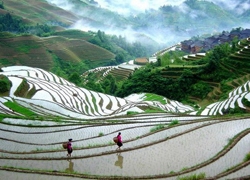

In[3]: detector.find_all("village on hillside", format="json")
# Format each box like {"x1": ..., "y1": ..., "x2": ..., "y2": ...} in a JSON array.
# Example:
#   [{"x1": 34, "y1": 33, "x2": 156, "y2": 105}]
[{"x1": 181, "y1": 28, "x2": 250, "y2": 54}]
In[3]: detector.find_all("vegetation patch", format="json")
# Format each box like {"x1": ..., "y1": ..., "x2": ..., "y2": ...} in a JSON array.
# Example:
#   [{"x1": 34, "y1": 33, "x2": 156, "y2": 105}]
[
  {"x1": 4, "y1": 101, "x2": 37, "y2": 117},
  {"x1": 150, "y1": 124, "x2": 165, "y2": 132},
  {"x1": 244, "y1": 152, "x2": 250, "y2": 162},
  {"x1": 177, "y1": 173, "x2": 206, "y2": 180},
  {"x1": 143, "y1": 93, "x2": 167, "y2": 104},
  {"x1": 0, "y1": 75, "x2": 11, "y2": 94},
  {"x1": 127, "y1": 111, "x2": 139, "y2": 115},
  {"x1": 168, "y1": 120, "x2": 179, "y2": 126}
]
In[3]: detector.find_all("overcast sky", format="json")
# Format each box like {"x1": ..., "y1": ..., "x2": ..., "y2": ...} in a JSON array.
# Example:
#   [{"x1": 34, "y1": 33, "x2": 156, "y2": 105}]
[
  {"x1": 47, "y1": 0, "x2": 250, "y2": 15},
  {"x1": 46, "y1": 0, "x2": 249, "y2": 44},
  {"x1": 93, "y1": 0, "x2": 250, "y2": 15}
]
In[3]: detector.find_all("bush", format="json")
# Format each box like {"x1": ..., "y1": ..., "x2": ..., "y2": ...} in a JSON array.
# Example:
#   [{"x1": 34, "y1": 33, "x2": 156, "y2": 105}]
[
  {"x1": 0, "y1": 80, "x2": 8, "y2": 93},
  {"x1": 169, "y1": 120, "x2": 179, "y2": 126},
  {"x1": 150, "y1": 124, "x2": 165, "y2": 132},
  {"x1": 98, "y1": 132, "x2": 104, "y2": 137},
  {"x1": 0, "y1": 75, "x2": 11, "y2": 93},
  {"x1": 244, "y1": 152, "x2": 250, "y2": 162},
  {"x1": 177, "y1": 173, "x2": 206, "y2": 180}
]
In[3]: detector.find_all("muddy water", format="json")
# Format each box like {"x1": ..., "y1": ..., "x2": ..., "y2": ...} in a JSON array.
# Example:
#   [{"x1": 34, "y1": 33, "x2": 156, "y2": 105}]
[{"x1": 1, "y1": 119, "x2": 250, "y2": 178}]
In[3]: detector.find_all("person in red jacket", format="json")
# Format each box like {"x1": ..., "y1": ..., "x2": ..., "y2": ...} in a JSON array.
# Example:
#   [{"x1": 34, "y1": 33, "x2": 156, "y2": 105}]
[
  {"x1": 116, "y1": 132, "x2": 123, "y2": 151},
  {"x1": 67, "y1": 138, "x2": 73, "y2": 157}
]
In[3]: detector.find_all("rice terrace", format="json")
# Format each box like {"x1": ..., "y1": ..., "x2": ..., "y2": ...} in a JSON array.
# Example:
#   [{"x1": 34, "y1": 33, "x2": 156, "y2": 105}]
[
  {"x1": 1, "y1": 0, "x2": 250, "y2": 179},
  {"x1": 0, "y1": 64, "x2": 250, "y2": 180}
]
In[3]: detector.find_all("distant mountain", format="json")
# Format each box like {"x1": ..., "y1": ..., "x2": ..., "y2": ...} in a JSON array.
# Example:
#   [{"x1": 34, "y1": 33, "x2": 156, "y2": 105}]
[
  {"x1": 44, "y1": 0, "x2": 249, "y2": 45},
  {"x1": 1, "y1": 0, "x2": 249, "y2": 46}
]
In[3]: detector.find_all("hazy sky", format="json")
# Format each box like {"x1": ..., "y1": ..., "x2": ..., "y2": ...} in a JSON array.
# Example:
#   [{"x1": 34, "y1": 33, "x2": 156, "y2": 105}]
[
  {"x1": 46, "y1": 0, "x2": 249, "y2": 44},
  {"x1": 93, "y1": 0, "x2": 250, "y2": 15},
  {"x1": 47, "y1": 0, "x2": 250, "y2": 16},
  {"x1": 94, "y1": 0, "x2": 184, "y2": 15}
]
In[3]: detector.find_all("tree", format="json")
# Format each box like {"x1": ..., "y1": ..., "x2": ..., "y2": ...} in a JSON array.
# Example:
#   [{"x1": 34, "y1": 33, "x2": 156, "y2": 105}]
[
  {"x1": 0, "y1": 80, "x2": 8, "y2": 93},
  {"x1": 0, "y1": 1, "x2": 4, "y2": 9},
  {"x1": 156, "y1": 56, "x2": 161, "y2": 66},
  {"x1": 68, "y1": 72, "x2": 82, "y2": 86},
  {"x1": 0, "y1": 75, "x2": 11, "y2": 93},
  {"x1": 101, "y1": 74, "x2": 117, "y2": 95},
  {"x1": 115, "y1": 53, "x2": 125, "y2": 64}
]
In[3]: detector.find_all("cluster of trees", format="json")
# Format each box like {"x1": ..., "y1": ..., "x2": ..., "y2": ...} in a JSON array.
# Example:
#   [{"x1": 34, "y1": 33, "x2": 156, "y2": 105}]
[
  {"x1": 0, "y1": 13, "x2": 53, "y2": 36},
  {"x1": 115, "y1": 65, "x2": 211, "y2": 102},
  {"x1": 0, "y1": 1, "x2": 4, "y2": 9},
  {"x1": 0, "y1": 75, "x2": 11, "y2": 94},
  {"x1": 84, "y1": 74, "x2": 117, "y2": 95},
  {"x1": 198, "y1": 43, "x2": 237, "y2": 81},
  {"x1": 89, "y1": 30, "x2": 157, "y2": 64}
]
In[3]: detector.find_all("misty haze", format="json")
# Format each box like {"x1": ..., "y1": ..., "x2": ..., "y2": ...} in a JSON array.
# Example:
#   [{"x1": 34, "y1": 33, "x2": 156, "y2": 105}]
[{"x1": 46, "y1": 0, "x2": 250, "y2": 47}]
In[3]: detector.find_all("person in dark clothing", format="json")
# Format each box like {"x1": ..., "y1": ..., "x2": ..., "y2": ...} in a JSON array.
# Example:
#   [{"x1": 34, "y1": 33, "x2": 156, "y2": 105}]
[
  {"x1": 67, "y1": 138, "x2": 73, "y2": 157},
  {"x1": 116, "y1": 132, "x2": 123, "y2": 151}
]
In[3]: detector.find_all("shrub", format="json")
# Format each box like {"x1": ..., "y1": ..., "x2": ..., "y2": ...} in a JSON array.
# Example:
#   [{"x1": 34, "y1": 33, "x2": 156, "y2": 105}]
[
  {"x1": 244, "y1": 152, "x2": 250, "y2": 162},
  {"x1": 150, "y1": 124, "x2": 165, "y2": 132},
  {"x1": 0, "y1": 75, "x2": 11, "y2": 93},
  {"x1": 127, "y1": 111, "x2": 139, "y2": 115},
  {"x1": 177, "y1": 173, "x2": 206, "y2": 180},
  {"x1": 98, "y1": 132, "x2": 104, "y2": 137},
  {"x1": 169, "y1": 120, "x2": 179, "y2": 126}
]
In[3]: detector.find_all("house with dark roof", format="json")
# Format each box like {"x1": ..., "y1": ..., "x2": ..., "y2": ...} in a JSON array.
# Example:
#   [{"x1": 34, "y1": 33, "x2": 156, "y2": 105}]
[
  {"x1": 180, "y1": 28, "x2": 250, "y2": 54},
  {"x1": 190, "y1": 41, "x2": 204, "y2": 54},
  {"x1": 240, "y1": 29, "x2": 250, "y2": 39},
  {"x1": 181, "y1": 40, "x2": 193, "y2": 52},
  {"x1": 229, "y1": 31, "x2": 241, "y2": 39},
  {"x1": 218, "y1": 34, "x2": 230, "y2": 43}
]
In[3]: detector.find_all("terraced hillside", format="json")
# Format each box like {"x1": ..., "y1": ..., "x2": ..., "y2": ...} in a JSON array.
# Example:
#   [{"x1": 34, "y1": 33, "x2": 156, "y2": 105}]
[
  {"x1": 204, "y1": 37, "x2": 250, "y2": 103},
  {"x1": 0, "y1": 66, "x2": 194, "y2": 119},
  {"x1": 3, "y1": 65, "x2": 249, "y2": 117},
  {"x1": 182, "y1": 53, "x2": 206, "y2": 61},
  {"x1": 1, "y1": 0, "x2": 79, "y2": 25},
  {"x1": 155, "y1": 37, "x2": 250, "y2": 107},
  {"x1": 82, "y1": 63, "x2": 141, "y2": 83},
  {"x1": 0, "y1": 66, "x2": 250, "y2": 179},
  {"x1": 0, "y1": 34, "x2": 115, "y2": 71},
  {"x1": 225, "y1": 38, "x2": 250, "y2": 75},
  {"x1": 1, "y1": 110, "x2": 250, "y2": 179}
]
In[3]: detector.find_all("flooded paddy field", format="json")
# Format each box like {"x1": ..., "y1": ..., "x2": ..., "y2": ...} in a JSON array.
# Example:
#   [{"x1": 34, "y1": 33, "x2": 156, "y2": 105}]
[{"x1": 1, "y1": 114, "x2": 250, "y2": 179}]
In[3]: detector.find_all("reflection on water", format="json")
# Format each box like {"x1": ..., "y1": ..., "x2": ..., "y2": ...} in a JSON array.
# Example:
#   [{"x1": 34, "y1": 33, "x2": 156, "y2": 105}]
[
  {"x1": 114, "y1": 153, "x2": 123, "y2": 169},
  {"x1": 65, "y1": 159, "x2": 74, "y2": 172}
]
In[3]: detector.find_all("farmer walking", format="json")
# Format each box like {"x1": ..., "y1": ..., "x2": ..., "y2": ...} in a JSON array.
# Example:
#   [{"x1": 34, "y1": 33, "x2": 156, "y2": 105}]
[
  {"x1": 116, "y1": 132, "x2": 123, "y2": 151},
  {"x1": 67, "y1": 138, "x2": 73, "y2": 157}
]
